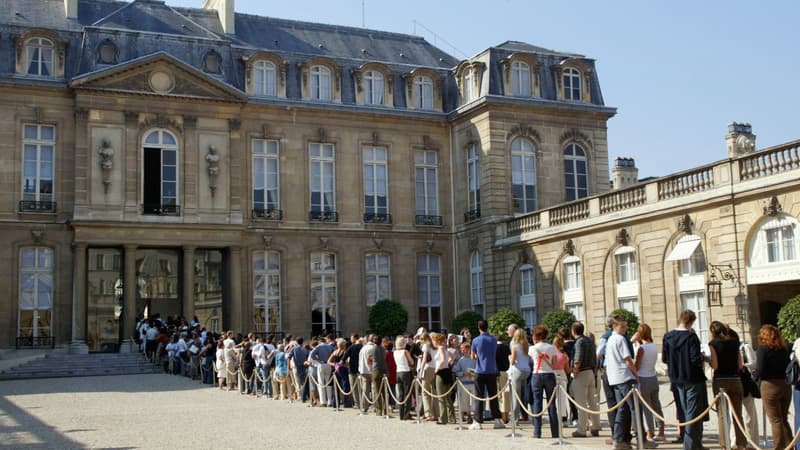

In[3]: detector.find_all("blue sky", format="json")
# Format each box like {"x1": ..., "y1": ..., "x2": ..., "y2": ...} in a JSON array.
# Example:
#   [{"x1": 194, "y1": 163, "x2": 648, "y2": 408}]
[{"x1": 168, "y1": 0, "x2": 799, "y2": 178}]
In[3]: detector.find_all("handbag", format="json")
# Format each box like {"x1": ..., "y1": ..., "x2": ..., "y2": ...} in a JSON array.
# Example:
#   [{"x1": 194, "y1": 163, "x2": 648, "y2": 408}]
[{"x1": 739, "y1": 367, "x2": 760, "y2": 399}]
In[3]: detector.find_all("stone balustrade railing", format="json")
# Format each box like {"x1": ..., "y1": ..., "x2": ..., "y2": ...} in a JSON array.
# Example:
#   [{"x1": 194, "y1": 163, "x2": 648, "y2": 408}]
[{"x1": 504, "y1": 140, "x2": 800, "y2": 238}]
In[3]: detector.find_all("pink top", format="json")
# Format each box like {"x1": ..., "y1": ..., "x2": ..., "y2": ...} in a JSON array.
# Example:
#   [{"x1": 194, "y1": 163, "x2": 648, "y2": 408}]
[{"x1": 552, "y1": 350, "x2": 570, "y2": 372}]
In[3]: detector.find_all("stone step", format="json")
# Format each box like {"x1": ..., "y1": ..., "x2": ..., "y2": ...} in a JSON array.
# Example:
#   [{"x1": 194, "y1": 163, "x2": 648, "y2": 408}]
[{"x1": 0, "y1": 352, "x2": 162, "y2": 380}]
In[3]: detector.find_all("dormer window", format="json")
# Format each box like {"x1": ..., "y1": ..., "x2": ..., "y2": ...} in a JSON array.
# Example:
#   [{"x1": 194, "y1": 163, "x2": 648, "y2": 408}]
[
  {"x1": 203, "y1": 50, "x2": 222, "y2": 74},
  {"x1": 27, "y1": 38, "x2": 53, "y2": 76},
  {"x1": 463, "y1": 69, "x2": 474, "y2": 102},
  {"x1": 511, "y1": 61, "x2": 531, "y2": 96},
  {"x1": 363, "y1": 70, "x2": 384, "y2": 105},
  {"x1": 310, "y1": 65, "x2": 331, "y2": 101},
  {"x1": 97, "y1": 40, "x2": 118, "y2": 65},
  {"x1": 414, "y1": 75, "x2": 433, "y2": 109},
  {"x1": 563, "y1": 67, "x2": 581, "y2": 101},
  {"x1": 456, "y1": 60, "x2": 485, "y2": 106},
  {"x1": 254, "y1": 60, "x2": 276, "y2": 96}
]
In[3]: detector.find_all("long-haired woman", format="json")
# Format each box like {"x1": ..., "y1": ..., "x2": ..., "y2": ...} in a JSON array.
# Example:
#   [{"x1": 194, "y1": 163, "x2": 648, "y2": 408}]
[
  {"x1": 633, "y1": 323, "x2": 665, "y2": 442},
  {"x1": 508, "y1": 328, "x2": 531, "y2": 424},
  {"x1": 756, "y1": 324, "x2": 792, "y2": 450}
]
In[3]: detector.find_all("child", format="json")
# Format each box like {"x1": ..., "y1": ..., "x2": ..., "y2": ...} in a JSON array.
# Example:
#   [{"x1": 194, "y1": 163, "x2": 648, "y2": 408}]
[
  {"x1": 273, "y1": 345, "x2": 289, "y2": 400},
  {"x1": 452, "y1": 342, "x2": 477, "y2": 423}
]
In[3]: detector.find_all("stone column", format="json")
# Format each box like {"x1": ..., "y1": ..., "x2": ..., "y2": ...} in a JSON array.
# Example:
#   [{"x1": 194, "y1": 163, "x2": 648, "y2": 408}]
[
  {"x1": 183, "y1": 246, "x2": 196, "y2": 321},
  {"x1": 120, "y1": 244, "x2": 138, "y2": 353},
  {"x1": 229, "y1": 246, "x2": 243, "y2": 332},
  {"x1": 228, "y1": 119, "x2": 244, "y2": 223},
  {"x1": 70, "y1": 243, "x2": 89, "y2": 354},
  {"x1": 182, "y1": 116, "x2": 198, "y2": 218},
  {"x1": 123, "y1": 111, "x2": 140, "y2": 217}
]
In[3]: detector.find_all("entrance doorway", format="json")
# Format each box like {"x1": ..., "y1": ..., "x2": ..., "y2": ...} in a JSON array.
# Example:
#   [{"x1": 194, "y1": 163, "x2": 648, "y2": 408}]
[
  {"x1": 87, "y1": 248, "x2": 123, "y2": 352},
  {"x1": 136, "y1": 249, "x2": 181, "y2": 323}
]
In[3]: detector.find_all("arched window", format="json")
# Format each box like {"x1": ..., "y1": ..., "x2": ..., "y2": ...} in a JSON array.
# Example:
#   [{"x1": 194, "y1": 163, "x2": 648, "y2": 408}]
[
  {"x1": 365, "y1": 253, "x2": 391, "y2": 306},
  {"x1": 310, "y1": 65, "x2": 332, "y2": 101},
  {"x1": 253, "y1": 60, "x2": 276, "y2": 96},
  {"x1": 19, "y1": 247, "x2": 54, "y2": 338},
  {"x1": 26, "y1": 38, "x2": 54, "y2": 76},
  {"x1": 511, "y1": 138, "x2": 536, "y2": 213},
  {"x1": 363, "y1": 70, "x2": 384, "y2": 105},
  {"x1": 142, "y1": 129, "x2": 179, "y2": 215},
  {"x1": 614, "y1": 246, "x2": 639, "y2": 317},
  {"x1": 470, "y1": 251, "x2": 484, "y2": 315},
  {"x1": 563, "y1": 67, "x2": 582, "y2": 101},
  {"x1": 253, "y1": 250, "x2": 281, "y2": 333},
  {"x1": 747, "y1": 215, "x2": 800, "y2": 285},
  {"x1": 310, "y1": 252, "x2": 337, "y2": 335},
  {"x1": 463, "y1": 69, "x2": 474, "y2": 103},
  {"x1": 519, "y1": 263, "x2": 536, "y2": 326},
  {"x1": 564, "y1": 143, "x2": 588, "y2": 201},
  {"x1": 413, "y1": 75, "x2": 433, "y2": 110},
  {"x1": 418, "y1": 254, "x2": 441, "y2": 331},
  {"x1": 511, "y1": 61, "x2": 531, "y2": 96}
]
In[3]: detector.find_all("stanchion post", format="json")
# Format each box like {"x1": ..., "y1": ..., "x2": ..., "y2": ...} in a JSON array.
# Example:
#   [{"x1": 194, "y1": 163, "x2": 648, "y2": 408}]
[
  {"x1": 632, "y1": 387, "x2": 644, "y2": 450},
  {"x1": 455, "y1": 381, "x2": 465, "y2": 430},
  {"x1": 761, "y1": 399, "x2": 767, "y2": 448},
  {"x1": 333, "y1": 375, "x2": 340, "y2": 412},
  {"x1": 415, "y1": 379, "x2": 422, "y2": 424},
  {"x1": 505, "y1": 382, "x2": 523, "y2": 438},
  {"x1": 719, "y1": 388, "x2": 731, "y2": 450},
  {"x1": 556, "y1": 386, "x2": 570, "y2": 446},
  {"x1": 383, "y1": 376, "x2": 390, "y2": 419}
]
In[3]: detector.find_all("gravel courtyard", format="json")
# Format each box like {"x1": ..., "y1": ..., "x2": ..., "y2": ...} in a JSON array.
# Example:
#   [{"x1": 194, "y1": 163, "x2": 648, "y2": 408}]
[{"x1": 0, "y1": 374, "x2": 739, "y2": 450}]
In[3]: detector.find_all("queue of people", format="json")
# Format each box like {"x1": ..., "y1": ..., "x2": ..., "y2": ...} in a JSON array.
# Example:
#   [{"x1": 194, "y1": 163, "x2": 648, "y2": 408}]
[{"x1": 137, "y1": 312, "x2": 800, "y2": 450}]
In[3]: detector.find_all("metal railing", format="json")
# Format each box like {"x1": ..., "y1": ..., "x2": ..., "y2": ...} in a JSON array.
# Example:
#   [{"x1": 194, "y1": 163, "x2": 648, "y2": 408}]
[
  {"x1": 464, "y1": 208, "x2": 481, "y2": 223},
  {"x1": 16, "y1": 336, "x2": 55, "y2": 349},
  {"x1": 309, "y1": 211, "x2": 339, "y2": 222},
  {"x1": 363, "y1": 212, "x2": 392, "y2": 224},
  {"x1": 19, "y1": 200, "x2": 56, "y2": 213},
  {"x1": 415, "y1": 214, "x2": 443, "y2": 226},
  {"x1": 141, "y1": 204, "x2": 181, "y2": 215},
  {"x1": 253, "y1": 208, "x2": 283, "y2": 221}
]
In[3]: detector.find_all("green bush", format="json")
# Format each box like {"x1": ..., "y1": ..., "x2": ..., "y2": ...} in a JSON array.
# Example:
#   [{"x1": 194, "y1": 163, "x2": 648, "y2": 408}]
[
  {"x1": 611, "y1": 308, "x2": 639, "y2": 338},
  {"x1": 368, "y1": 300, "x2": 408, "y2": 337},
  {"x1": 778, "y1": 294, "x2": 800, "y2": 342},
  {"x1": 541, "y1": 310, "x2": 577, "y2": 342},
  {"x1": 488, "y1": 308, "x2": 525, "y2": 340},
  {"x1": 452, "y1": 311, "x2": 483, "y2": 337}
]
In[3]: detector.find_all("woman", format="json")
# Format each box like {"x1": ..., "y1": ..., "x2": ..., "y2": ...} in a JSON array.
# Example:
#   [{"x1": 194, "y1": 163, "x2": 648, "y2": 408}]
[
  {"x1": 199, "y1": 334, "x2": 216, "y2": 385},
  {"x1": 460, "y1": 327, "x2": 472, "y2": 344},
  {"x1": 528, "y1": 325, "x2": 558, "y2": 438},
  {"x1": 756, "y1": 324, "x2": 792, "y2": 450},
  {"x1": 215, "y1": 340, "x2": 226, "y2": 389},
  {"x1": 508, "y1": 328, "x2": 531, "y2": 424},
  {"x1": 417, "y1": 332, "x2": 438, "y2": 421},
  {"x1": 552, "y1": 335, "x2": 571, "y2": 426},
  {"x1": 394, "y1": 336, "x2": 415, "y2": 420},
  {"x1": 432, "y1": 333, "x2": 455, "y2": 424},
  {"x1": 328, "y1": 338, "x2": 350, "y2": 408},
  {"x1": 707, "y1": 321, "x2": 746, "y2": 449},
  {"x1": 634, "y1": 323, "x2": 665, "y2": 443}
]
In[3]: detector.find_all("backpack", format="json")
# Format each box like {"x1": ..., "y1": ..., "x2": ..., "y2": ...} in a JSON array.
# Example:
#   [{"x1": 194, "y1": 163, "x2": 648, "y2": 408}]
[{"x1": 785, "y1": 353, "x2": 800, "y2": 388}]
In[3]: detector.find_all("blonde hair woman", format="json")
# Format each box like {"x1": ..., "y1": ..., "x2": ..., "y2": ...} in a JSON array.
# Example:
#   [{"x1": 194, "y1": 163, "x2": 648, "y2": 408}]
[
  {"x1": 508, "y1": 328, "x2": 531, "y2": 423},
  {"x1": 394, "y1": 336, "x2": 415, "y2": 420}
]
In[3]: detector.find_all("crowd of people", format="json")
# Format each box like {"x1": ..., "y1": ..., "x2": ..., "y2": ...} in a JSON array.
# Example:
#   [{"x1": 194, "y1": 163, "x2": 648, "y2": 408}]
[{"x1": 134, "y1": 311, "x2": 800, "y2": 450}]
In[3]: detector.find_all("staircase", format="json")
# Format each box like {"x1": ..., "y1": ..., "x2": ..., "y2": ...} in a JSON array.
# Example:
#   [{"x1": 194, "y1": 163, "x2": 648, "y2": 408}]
[{"x1": 0, "y1": 353, "x2": 162, "y2": 380}]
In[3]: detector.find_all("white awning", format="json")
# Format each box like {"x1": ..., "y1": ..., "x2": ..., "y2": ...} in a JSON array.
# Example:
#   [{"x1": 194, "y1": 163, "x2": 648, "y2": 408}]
[
  {"x1": 762, "y1": 217, "x2": 794, "y2": 230},
  {"x1": 666, "y1": 235, "x2": 702, "y2": 261}
]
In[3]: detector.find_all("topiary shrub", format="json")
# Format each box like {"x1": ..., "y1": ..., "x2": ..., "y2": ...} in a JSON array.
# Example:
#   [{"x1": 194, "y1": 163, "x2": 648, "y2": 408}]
[
  {"x1": 611, "y1": 308, "x2": 639, "y2": 338},
  {"x1": 541, "y1": 309, "x2": 577, "y2": 342},
  {"x1": 778, "y1": 294, "x2": 800, "y2": 342},
  {"x1": 488, "y1": 308, "x2": 525, "y2": 340},
  {"x1": 368, "y1": 300, "x2": 408, "y2": 337},
  {"x1": 452, "y1": 311, "x2": 483, "y2": 338}
]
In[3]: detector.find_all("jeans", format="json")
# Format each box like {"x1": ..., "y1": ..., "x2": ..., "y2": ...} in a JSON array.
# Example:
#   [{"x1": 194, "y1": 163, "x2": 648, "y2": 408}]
[
  {"x1": 531, "y1": 372, "x2": 558, "y2": 438},
  {"x1": 396, "y1": 371, "x2": 413, "y2": 419},
  {"x1": 335, "y1": 368, "x2": 351, "y2": 407},
  {"x1": 348, "y1": 372, "x2": 361, "y2": 410},
  {"x1": 601, "y1": 371, "x2": 617, "y2": 431},
  {"x1": 611, "y1": 380, "x2": 635, "y2": 444},
  {"x1": 508, "y1": 366, "x2": 531, "y2": 420},
  {"x1": 674, "y1": 381, "x2": 706, "y2": 450},
  {"x1": 794, "y1": 387, "x2": 800, "y2": 450},
  {"x1": 638, "y1": 376, "x2": 663, "y2": 434},
  {"x1": 475, "y1": 373, "x2": 500, "y2": 423},
  {"x1": 259, "y1": 364, "x2": 273, "y2": 396}
]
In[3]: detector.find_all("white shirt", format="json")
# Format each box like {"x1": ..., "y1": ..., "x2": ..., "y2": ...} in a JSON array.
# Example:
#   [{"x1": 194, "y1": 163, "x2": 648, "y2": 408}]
[
  {"x1": 606, "y1": 331, "x2": 634, "y2": 385},
  {"x1": 529, "y1": 342, "x2": 556, "y2": 374},
  {"x1": 359, "y1": 342, "x2": 375, "y2": 375},
  {"x1": 637, "y1": 342, "x2": 658, "y2": 378},
  {"x1": 394, "y1": 349, "x2": 411, "y2": 373}
]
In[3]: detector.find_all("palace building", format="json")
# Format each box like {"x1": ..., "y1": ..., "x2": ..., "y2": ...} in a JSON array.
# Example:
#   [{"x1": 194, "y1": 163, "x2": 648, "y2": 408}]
[{"x1": 1, "y1": 0, "x2": 795, "y2": 353}]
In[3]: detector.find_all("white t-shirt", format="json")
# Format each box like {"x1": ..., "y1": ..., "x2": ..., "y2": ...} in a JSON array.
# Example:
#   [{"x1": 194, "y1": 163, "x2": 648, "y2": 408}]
[
  {"x1": 606, "y1": 332, "x2": 634, "y2": 385},
  {"x1": 528, "y1": 342, "x2": 556, "y2": 374},
  {"x1": 394, "y1": 349, "x2": 411, "y2": 373},
  {"x1": 637, "y1": 342, "x2": 658, "y2": 378}
]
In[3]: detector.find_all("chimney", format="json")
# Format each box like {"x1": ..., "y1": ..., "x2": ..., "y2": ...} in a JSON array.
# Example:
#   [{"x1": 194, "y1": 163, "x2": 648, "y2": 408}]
[
  {"x1": 203, "y1": 0, "x2": 235, "y2": 35},
  {"x1": 64, "y1": 0, "x2": 78, "y2": 19},
  {"x1": 726, "y1": 122, "x2": 756, "y2": 158},
  {"x1": 611, "y1": 157, "x2": 638, "y2": 190}
]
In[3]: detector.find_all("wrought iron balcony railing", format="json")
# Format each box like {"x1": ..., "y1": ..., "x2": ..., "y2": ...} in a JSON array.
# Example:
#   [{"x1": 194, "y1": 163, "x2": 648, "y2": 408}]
[
  {"x1": 363, "y1": 212, "x2": 392, "y2": 224},
  {"x1": 464, "y1": 208, "x2": 481, "y2": 223},
  {"x1": 309, "y1": 211, "x2": 339, "y2": 222},
  {"x1": 415, "y1": 214, "x2": 443, "y2": 226},
  {"x1": 19, "y1": 200, "x2": 56, "y2": 213},
  {"x1": 141, "y1": 204, "x2": 181, "y2": 216},
  {"x1": 253, "y1": 208, "x2": 283, "y2": 221}
]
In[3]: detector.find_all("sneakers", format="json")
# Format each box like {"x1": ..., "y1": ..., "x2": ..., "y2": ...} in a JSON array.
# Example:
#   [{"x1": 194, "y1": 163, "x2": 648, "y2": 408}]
[
  {"x1": 591, "y1": 430, "x2": 600, "y2": 437},
  {"x1": 571, "y1": 431, "x2": 587, "y2": 438},
  {"x1": 493, "y1": 419, "x2": 506, "y2": 429},
  {"x1": 612, "y1": 442, "x2": 633, "y2": 450},
  {"x1": 469, "y1": 421, "x2": 482, "y2": 430},
  {"x1": 641, "y1": 440, "x2": 658, "y2": 449},
  {"x1": 653, "y1": 435, "x2": 666, "y2": 442}
]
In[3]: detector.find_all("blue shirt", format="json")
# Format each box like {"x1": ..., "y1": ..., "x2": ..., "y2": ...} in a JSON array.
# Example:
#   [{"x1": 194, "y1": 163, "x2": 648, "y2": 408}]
[{"x1": 472, "y1": 333, "x2": 497, "y2": 374}]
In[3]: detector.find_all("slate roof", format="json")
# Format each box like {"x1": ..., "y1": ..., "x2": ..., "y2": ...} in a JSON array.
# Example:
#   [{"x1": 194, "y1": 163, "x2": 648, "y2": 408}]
[{"x1": 92, "y1": 0, "x2": 219, "y2": 39}]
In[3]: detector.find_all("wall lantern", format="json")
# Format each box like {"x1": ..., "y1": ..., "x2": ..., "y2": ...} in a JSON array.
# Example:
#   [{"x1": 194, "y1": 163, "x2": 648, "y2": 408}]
[{"x1": 706, "y1": 263, "x2": 737, "y2": 307}]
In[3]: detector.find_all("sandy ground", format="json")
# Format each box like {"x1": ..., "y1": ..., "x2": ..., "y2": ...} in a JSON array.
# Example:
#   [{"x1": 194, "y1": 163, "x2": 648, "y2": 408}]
[{"x1": 0, "y1": 373, "x2": 767, "y2": 450}]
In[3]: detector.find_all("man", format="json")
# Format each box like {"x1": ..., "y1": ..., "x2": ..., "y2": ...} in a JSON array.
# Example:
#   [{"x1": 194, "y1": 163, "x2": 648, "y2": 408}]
[
  {"x1": 570, "y1": 321, "x2": 600, "y2": 438},
  {"x1": 358, "y1": 334, "x2": 375, "y2": 414},
  {"x1": 470, "y1": 320, "x2": 505, "y2": 430},
  {"x1": 371, "y1": 335, "x2": 389, "y2": 416},
  {"x1": 663, "y1": 310, "x2": 706, "y2": 450},
  {"x1": 251, "y1": 337, "x2": 267, "y2": 396},
  {"x1": 597, "y1": 314, "x2": 632, "y2": 435},
  {"x1": 309, "y1": 335, "x2": 335, "y2": 406},
  {"x1": 290, "y1": 338, "x2": 310, "y2": 402},
  {"x1": 605, "y1": 316, "x2": 643, "y2": 450},
  {"x1": 343, "y1": 334, "x2": 363, "y2": 410}
]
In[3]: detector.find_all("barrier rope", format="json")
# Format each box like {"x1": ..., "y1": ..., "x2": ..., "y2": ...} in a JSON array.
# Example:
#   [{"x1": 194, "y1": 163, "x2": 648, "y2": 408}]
[
  {"x1": 384, "y1": 377, "x2": 418, "y2": 406},
  {"x1": 359, "y1": 376, "x2": 384, "y2": 405},
  {"x1": 332, "y1": 373, "x2": 354, "y2": 396},
  {"x1": 560, "y1": 385, "x2": 634, "y2": 415},
  {"x1": 456, "y1": 379, "x2": 511, "y2": 402},
  {"x1": 722, "y1": 391, "x2": 800, "y2": 450},
  {"x1": 418, "y1": 377, "x2": 459, "y2": 399},
  {"x1": 506, "y1": 382, "x2": 559, "y2": 418},
  {"x1": 634, "y1": 389, "x2": 719, "y2": 427},
  {"x1": 307, "y1": 371, "x2": 337, "y2": 389}
]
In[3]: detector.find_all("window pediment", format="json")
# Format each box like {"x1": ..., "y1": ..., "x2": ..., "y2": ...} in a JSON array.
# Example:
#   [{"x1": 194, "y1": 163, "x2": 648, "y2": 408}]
[{"x1": 499, "y1": 53, "x2": 541, "y2": 97}]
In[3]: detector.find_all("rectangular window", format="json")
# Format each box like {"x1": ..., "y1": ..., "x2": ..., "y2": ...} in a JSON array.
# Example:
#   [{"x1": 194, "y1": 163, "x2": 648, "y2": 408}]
[
  {"x1": 463, "y1": 70, "x2": 474, "y2": 102},
  {"x1": 252, "y1": 139, "x2": 281, "y2": 218},
  {"x1": 566, "y1": 303, "x2": 584, "y2": 322},
  {"x1": 511, "y1": 61, "x2": 531, "y2": 96},
  {"x1": 564, "y1": 261, "x2": 582, "y2": 290},
  {"x1": 19, "y1": 247, "x2": 54, "y2": 338},
  {"x1": 467, "y1": 144, "x2": 480, "y2": 217},
  {"x1": 253, "y1": 251, "x2": 281, "y2": 333},
  {"x1": 520, "y1": 265, "x2": 536, "y2": 325},
  {"x1": 767, "y1": 226, "x2": 796, "y2": 263},
  {"x1": 363, "y1": 146, "x2": 389, "y2": 222},
  {"x1": 22, "y1": 124, "x2": 55, "y2": 210},
  {"x1": 414, "y1": 76, "x2": 433, "y2": 110},
  {"x1": 365, "y1": 253, "x2": 391, "y2": 306},
  {"x1": 618, "y1": 297, "x2": 640, "y2": 319},
  {"x1": 418, "y1": 254, "x2": 441, "y2": 331},
  {"x1": 616, "y1": 252, "x2": 637, "y2": 282},
  {"x1": 415, "y1": 150, "x2": 439, "y2": 220},
  {"x1": 310, "y1": 143, "x2": 336, "y2": 216},
  {"x1": 680, "y1": 245, "x2": 706, "y2": 276},
  {"x1": 681, "y1": 291, "x2": 709, "y2": 350},
  {"x1": 311, "y1": 252, "x2": 337, "y2": 335}
]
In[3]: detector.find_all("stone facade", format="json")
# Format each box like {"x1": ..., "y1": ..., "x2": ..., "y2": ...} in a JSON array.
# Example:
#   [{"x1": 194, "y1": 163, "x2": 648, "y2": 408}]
[{"x1": 0, "y1": 0, "x2": 615, "y2": 350}]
